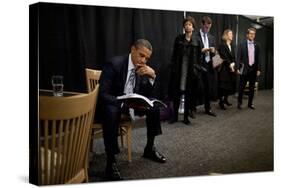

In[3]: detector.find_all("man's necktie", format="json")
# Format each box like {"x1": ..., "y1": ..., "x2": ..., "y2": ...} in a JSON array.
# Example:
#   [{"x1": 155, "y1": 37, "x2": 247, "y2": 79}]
[
  {"x1": 204, "y1": 33, "x2": 210, "y2": 63},
  {"x1": 125, "y1": 69, "x2": 135, "y2": 94},
  {"x1": 124, "y1": 68, "x2": 136, "y2": 120},
  {"x1": 248, "y1": 42, "x2": 255, "y2": 66}
]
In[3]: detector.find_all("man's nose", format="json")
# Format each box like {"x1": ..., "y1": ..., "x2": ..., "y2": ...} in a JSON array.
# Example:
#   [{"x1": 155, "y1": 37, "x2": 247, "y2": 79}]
[{"x1": 141, "y1": 57, "x2": 146, "y2": 64}]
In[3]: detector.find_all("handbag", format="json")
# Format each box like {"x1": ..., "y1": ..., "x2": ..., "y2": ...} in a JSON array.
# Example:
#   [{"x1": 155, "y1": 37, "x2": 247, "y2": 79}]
[{"x1": 212, "y1": 53, "x2": 224, "y2": 69}]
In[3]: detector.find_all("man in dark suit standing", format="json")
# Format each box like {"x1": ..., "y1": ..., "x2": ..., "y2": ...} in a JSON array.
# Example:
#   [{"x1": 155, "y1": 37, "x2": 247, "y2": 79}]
[
  {"x1": 237, "y1": 27, "x2": 261, "y2": 110},
  {"x1": 99, "y1": 39, "x2": 166, "y2": 180},
  {"x1": 196, "y1": 16, "x2": 217, "y2": 116}
]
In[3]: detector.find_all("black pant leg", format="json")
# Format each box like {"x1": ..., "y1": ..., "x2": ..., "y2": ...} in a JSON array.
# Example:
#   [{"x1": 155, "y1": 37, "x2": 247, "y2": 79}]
[
  {"x1": 238, "y1": 75, "x2": 248, "y2": 105},
  {"x1": 102, "y1": 105, "x2": 121, "y2": 156},
  {"x1": 172, "y1": 92, "x2": 181, "y2": 121},
  {"x1": 202, "y1": 72, "x2": 211, "y2": 111},
  {"x1": 189, "y1": 79, "x2": 198, "y2": 111},
  {"x1": 183, "y1": 91, "x2": 189, "y2": 120},
  {"x1": 248, "y1": 72, "x2": 257, "y2": 106},
  {"x1": 145, "y1": 106, "x2": 162, "y2": 137}
]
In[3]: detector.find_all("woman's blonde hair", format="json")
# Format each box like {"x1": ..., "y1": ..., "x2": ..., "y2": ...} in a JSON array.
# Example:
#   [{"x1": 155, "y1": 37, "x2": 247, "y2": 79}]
[{"x1": 222, "y1": 29, "x2": 233, "y2": 42}]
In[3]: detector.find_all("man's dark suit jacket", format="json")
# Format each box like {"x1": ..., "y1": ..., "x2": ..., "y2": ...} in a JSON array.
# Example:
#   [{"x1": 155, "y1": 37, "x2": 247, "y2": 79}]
[
  {"x1": 195, "y1": 31, "x2": 217, "y2": 101},
  {"x1": 237, "y1": 40, "x2": 261, "y2": 75},
  {"x1": 196, "y1": 31, "x2": 216, "y2": 64},
  {"x1": 99, "y1": 55, "x2": 154, "y2": 108},
  {"x1": 98, "y1": 55, "x2": 160, "y2": 156}
]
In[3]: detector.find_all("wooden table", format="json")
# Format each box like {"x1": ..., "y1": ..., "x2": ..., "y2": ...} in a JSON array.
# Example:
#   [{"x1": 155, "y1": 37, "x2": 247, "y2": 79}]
[{"x1": 39, "y1": 89, "x2": 85, "y2": 97}]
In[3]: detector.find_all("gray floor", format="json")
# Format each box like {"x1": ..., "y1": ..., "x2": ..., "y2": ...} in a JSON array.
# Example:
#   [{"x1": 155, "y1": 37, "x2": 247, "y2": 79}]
[{"x1": 88, "y1": 90, "x2": 273, "y2": 182}]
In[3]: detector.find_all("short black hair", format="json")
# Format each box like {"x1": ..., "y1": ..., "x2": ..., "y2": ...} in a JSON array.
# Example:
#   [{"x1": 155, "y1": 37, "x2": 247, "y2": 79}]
[
  {"x1": 247, "y1": 27, "x2": 256, "y2": 34},
  {"x1": 133, "y1": 39, "x2": 153, "y2": 51},
  {"x1": 183, "y1": 16, "x2": 196, "y2": 28},
  {"x1": 201, "y1": 16, "x2": 212, "y2": 25}
]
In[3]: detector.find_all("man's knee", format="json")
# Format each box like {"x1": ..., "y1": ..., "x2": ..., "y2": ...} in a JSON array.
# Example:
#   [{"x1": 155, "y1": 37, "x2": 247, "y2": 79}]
[
  {"x1": 104, "y1": 105, "x2": 121, "y2": 118},
  {"x1": 102, "y1": 105, "x2": 121, "y2": 131}
]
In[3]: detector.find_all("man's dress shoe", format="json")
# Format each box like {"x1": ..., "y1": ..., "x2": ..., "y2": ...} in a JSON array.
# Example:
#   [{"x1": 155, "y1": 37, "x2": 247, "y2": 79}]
[
  {"x1": 105, "y1": 163, "x2": 123, "y2": 181},
  {"x1": 143, "y1": 147, "x2": 167, "y2": 163},
  {"x1": 248, "y1": 104, "x2": 255, "y2": 110},
  {"x1": 205, "y1": 110, "x2": 217, "y2": 117}
]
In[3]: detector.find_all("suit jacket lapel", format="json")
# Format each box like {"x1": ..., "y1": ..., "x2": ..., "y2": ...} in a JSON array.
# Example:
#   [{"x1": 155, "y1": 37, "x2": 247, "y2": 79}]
[
  {"x1": 120, "y1": 56, "x2": 129, "y2": 94},
  {"x1": 197, "y1": 32, "x2": 204, "y2": 47},
  {"x1": 224, "y1": 43, "x2": 232, "y2": 57},
  {"x1": 244, "y1": 40, "x2": 249, "y2": 65},
  {"x1": 121, "y1": 56, "x2": 129, "y2": 92}
]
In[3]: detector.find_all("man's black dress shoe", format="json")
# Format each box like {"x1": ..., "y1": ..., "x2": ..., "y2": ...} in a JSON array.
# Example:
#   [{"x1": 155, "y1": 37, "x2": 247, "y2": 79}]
[
  {"x1": 143, "y1": 147, "x2": 167, "y2": 163},
  {"x1": 182, "y1": 119, "x2": 191, "y2": 125},
  {"x1": 105, "y1": 163, "x2": 123, "y2": 181},
  {"x1": 205, "y1": 110, "x2": 217, "y2": 117},
  {"x1": 248, "y1": 105, "x2": 255, "y2": 110}
]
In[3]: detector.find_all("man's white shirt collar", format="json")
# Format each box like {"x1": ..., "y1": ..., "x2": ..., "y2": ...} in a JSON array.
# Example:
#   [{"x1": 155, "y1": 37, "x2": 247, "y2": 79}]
[{"x1": 128, "y1": 54, "x2": 136, "y2": 71}]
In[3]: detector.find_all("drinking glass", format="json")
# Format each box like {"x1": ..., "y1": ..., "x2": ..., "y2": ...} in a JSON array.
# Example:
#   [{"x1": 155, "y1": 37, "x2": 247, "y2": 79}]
[{"x1": 51, "y1": 75, "x2": 64, "y2": 96}]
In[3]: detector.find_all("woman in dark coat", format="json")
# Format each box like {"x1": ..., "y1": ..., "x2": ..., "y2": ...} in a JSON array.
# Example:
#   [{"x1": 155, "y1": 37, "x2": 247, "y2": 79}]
[
  {"x1": 217, "y1": 29, "x2": 237, "y2": 110},
  {"x1": 168, "y1": 16, "x2": 204, "y2": 125}
]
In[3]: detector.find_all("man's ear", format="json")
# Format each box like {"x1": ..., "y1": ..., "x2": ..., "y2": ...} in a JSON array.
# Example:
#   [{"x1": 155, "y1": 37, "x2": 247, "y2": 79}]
[{"x1": 131, "y1": 46, "x2": 136, "y2": 52}]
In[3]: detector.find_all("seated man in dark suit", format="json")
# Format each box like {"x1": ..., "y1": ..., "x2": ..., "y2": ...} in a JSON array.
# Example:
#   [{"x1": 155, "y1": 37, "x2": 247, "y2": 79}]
[{"x1": 99, "y1": 39, "x2": 167, "y2": 180}]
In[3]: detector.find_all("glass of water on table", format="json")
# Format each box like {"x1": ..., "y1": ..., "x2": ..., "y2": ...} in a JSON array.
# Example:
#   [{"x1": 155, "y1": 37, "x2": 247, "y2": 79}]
[{"x1": 51, "y1": 75, "x2": 64, "y2": 96}]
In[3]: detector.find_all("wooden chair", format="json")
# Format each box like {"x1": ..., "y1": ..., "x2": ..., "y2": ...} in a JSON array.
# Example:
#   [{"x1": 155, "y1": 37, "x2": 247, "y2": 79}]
[
  {"x1": 39, "y1": 86, "x2": 99, "y2": 185},
  {"x1": 85, "y1": 68, "x2": 132, "y2": 162}
]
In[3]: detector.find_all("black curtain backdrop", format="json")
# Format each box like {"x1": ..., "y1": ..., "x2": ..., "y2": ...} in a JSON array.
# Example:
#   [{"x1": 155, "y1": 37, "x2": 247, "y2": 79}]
[
  {"x1": 185, "y1": 12, "x2": 238, "y2": 48},
  {"x1": 38, "y1": 3, "x2": 183, "y2": 98},
  {"x1": 37, "y1": 3, "x2": 273, "y2": 97}
]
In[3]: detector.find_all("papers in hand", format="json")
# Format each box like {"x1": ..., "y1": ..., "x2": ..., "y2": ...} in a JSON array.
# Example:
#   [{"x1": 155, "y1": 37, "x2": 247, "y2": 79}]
[
  {"x1": 212, "y1": 54, "x2": 224, "y2": 68},
  {"x1": 117, "y1": 93, "x2": 167, "y2": 109},
  {"x1": 229, "y1": 62, "x2": 235, "y2": 72},
  {"x1": 239, "y1": 63, "x2": 244, "y2": 75}
]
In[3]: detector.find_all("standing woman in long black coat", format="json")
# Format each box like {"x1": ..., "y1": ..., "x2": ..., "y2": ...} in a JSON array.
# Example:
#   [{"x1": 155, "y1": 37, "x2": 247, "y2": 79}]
[
  {"x1": 168, "y1": 16, "x2": 204, "y2": 125},
  {"x1": 217, "y1": 29, "x2": 237, "y2": 110}
]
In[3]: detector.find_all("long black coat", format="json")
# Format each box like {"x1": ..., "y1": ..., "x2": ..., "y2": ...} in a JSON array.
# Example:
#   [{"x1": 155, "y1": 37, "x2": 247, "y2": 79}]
[
  {"x1": 218, "y1": 42, "x2": 237, "y2": 94},
  {"x1": 168, "y1": 34, "x2": 204, "y2": 104}
]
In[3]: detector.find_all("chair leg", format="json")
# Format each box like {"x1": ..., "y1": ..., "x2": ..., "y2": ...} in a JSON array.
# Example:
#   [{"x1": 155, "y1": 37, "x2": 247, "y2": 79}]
[
  {"x1": 127, "y1": 126, "x2": 132, "y2": 162},
  {"x1": 119, "y1": 127, "x2": 124, "y2": 148},
  {"x1": 90, "y1": 130, "x2": 95, "y2": 152},
  {"x1": 84, "y1": 167, "x2": 89, "y2": 183}
]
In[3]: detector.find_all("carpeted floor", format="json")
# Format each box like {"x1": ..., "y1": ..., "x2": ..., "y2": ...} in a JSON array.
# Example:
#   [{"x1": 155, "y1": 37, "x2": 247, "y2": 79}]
[{"x1": 88, "y1": 90, "x2": 273, "y2": 182}]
